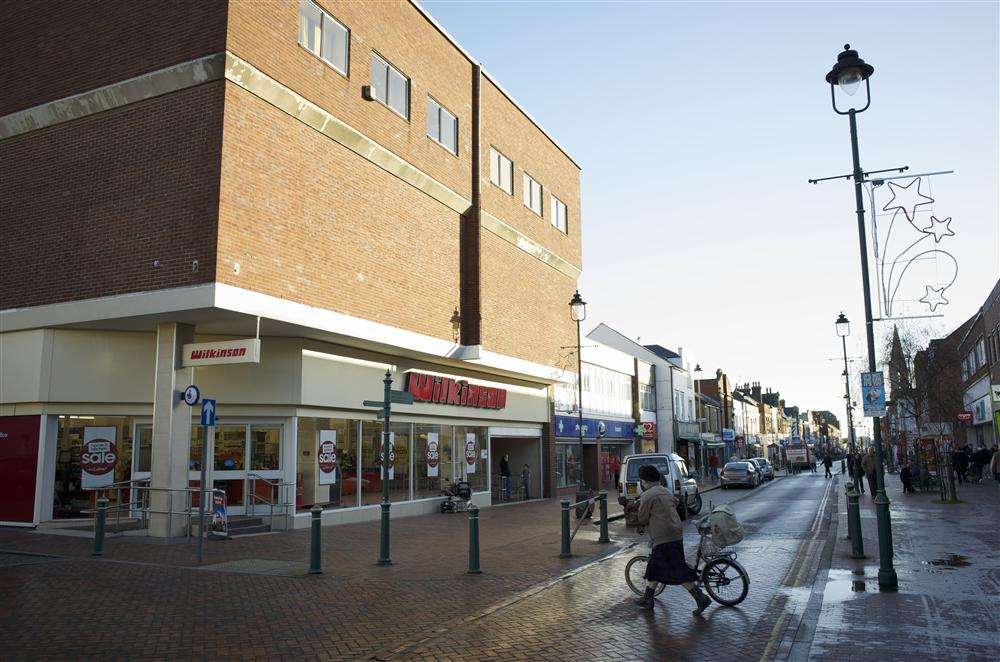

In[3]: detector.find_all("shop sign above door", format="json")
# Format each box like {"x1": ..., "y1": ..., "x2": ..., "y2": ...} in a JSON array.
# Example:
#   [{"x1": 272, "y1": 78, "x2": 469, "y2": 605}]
[
  {"x1": 182, "y1": 338, "x2": 261, "y2": 367},
  {"x1": 406, "y1": 372, "x2": 507, "y2": 410}
]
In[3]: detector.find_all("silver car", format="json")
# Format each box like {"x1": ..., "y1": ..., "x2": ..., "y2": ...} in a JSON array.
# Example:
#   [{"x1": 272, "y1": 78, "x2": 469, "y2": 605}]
[
  {"x1": 750, "y1": 457, "x2": 774, "y2": 481},
  {"x1": 721, "y1": 461, "x2": 760, "y2": 489}
]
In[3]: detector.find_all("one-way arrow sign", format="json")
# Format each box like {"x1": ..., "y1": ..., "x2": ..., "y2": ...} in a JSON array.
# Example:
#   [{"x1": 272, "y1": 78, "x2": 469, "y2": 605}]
[{"x1": 200, "y1": 398, "x2": 216, "y2": 426}]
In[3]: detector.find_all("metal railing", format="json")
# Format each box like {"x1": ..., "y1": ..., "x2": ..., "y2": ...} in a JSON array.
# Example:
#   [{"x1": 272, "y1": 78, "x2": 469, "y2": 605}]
[
  {"x1": 246, "y1": 473, "x2": 294, "y2": 530},
  {"x1": 559, "y1": 491, "x2": 610, "y2": 558}
]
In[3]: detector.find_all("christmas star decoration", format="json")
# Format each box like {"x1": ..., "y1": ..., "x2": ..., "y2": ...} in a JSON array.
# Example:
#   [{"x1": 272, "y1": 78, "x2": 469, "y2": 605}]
[
  {"x1": 922, "y1": 216, "x2": 954, "y2": 243},
  {"x1": 919, "y1": 285, "x2": 949, "y2": 312},
  {"x1": 882, "y1": 178, "x2": 934, "y2": 222}
]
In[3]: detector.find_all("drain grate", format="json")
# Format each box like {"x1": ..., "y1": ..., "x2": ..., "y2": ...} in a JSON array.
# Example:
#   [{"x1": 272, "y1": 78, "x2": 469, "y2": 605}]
[
  {"x1": 198, "y1": 558, "x2": 309, "y2": 576},
  {"x1": 0, "y1": 552, "x2": 60, "y2": 568}
]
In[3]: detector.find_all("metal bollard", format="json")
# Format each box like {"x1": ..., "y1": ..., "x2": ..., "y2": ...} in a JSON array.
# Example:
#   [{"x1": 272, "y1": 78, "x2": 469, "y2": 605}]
[
  {"x1": 92, "y1": 497, "x2": 108, "y2": 557},
  {"x1": 309, "y1": 505, "x2": 323, "y2": 574},
  {"x1": 560, "y1": 499, "x2": 572, "y2": 558},
  {"x1": 598, "y1": 491, "x2": 610, "y2": 543},
  {"x1": 467, "y1": 504, "x2": 482, "y2": 574},
  {"x1": 846, "y1": 484, "x2": 866, "y2": 559}
]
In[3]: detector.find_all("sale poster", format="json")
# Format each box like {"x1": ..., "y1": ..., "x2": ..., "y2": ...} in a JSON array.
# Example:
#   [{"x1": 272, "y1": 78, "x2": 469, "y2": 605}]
[
  {"x1": 210, "y1": 491, "x2": 229, "y2": 538},
  {"x1": 464, "y1": 433, "x2": 477, "y2": 474},
  {"x1": 318, "y1": 430, "x2": 338, "y2": 485},
  {"x1": 81, "y1": 427, "x2": 118, "y2": 489},
  {"x1": 380, "y1": 432, "x2": 395, "y2": 480},
  {"x1": 426, "y1": 433, "x2": 439, "y2": 477}
]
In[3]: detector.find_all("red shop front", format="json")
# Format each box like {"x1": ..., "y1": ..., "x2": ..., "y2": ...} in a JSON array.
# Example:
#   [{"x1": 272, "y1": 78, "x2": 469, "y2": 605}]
[{"x1": 0, "y1": 415, "x2": 42, "y2": 525}]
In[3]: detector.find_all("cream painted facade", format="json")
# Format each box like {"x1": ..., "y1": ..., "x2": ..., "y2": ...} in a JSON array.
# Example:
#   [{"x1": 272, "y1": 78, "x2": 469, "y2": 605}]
[{"x1": 1, "y1": 327, "x2": 548, "y2": 529}]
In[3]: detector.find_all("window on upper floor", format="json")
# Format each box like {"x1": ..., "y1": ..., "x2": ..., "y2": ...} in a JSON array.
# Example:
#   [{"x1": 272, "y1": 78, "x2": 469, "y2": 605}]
[
  {"x1": 975, "y1": 338, "x2": 986, "y2": 369},
  {"x1": 640, "y1": 383, "x2": 655, "y2": 411},
  {"x1": 298, "y1": 0, "x2": 349, "y2": 76},
  {"x1": 371, "y1": 53, "x2": 409, "y2": 119},
  {"x1": 550, "y1": 195, "x2": 567, "y2": 233},
  {"x1": 522, "y1": 173, "x2": 543, "y2": 216},
  {"x1": 489, "y1": 147, "x2": 513, "y2": 195},
  {"x1": 426, "y1": 97, "x2": 457, "y2": 154}
]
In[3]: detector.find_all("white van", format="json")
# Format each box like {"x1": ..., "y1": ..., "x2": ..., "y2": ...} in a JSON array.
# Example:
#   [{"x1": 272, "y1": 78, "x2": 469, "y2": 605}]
[{"x1": 618, "y1": 452, "x2": 702, "y2": 519}]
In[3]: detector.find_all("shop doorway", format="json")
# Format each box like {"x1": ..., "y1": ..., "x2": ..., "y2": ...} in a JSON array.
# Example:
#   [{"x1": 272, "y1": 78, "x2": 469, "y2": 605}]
[
  {"x1": 490, "y1": 436, "x2": 542, "y2": 502},
  {"x1": 599, "y1": 441, "x2": 633, "y2": 492}
]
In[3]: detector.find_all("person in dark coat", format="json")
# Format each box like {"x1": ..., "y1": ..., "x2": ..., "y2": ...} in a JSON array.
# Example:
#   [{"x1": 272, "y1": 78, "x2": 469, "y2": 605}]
[
  {"x1": 900, "y1": 463, "x2": 914, "y2": 493},
  {"x1": 823, "y1": 455, "x2": 833, "y2": 478},
  {"x1": 499, "y1": 454, "x2": 511, "y2": 500},
  {"x1": 952, "y1": 449, "x2": 968, "y2": 484},
  {"x1": 632, "y1": 464, "x2": 711, "y2": 615}
]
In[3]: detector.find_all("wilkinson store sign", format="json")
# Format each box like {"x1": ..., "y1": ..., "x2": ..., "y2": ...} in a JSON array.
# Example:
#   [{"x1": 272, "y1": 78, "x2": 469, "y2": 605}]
[
  {"x1": 406, "y1": 372, "x2": 507, "y2": 410},
  {"x1": 182, "y1": 339, "x2": 261, "y2": 367}
]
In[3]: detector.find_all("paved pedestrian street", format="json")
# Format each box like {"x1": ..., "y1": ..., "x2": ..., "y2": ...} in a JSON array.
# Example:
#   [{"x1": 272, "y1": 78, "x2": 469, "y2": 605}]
[{"x1": 1, "y1": 471, "x2": 997, "y2": 660}]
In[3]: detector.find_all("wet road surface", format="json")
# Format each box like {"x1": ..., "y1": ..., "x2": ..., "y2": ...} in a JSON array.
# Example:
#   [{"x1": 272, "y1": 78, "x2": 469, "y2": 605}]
[{"x1": 390, "y1": 473, "x2": 838, "y2": 661}]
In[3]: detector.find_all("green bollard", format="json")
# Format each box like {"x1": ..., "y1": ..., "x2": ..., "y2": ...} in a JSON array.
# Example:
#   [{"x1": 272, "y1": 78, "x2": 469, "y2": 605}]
[
  {"x1": 560, "y1": 499, "x2": 572, "y2": 558},
  {"x1": 309, "y1": 505, "x2": 323, "y2": 574},
  {"x1": 467, "y1": 504, "x2": 482, "y2": 574},
  {"x1": 92, "y1": 497, "x2": 108, "y2": 557},
  {"x1": 598, "y1": 491, "x2": 610, "y2": 544},
  {"x1": 846, "y1": 484, "x2": 866, "y2": 559}
]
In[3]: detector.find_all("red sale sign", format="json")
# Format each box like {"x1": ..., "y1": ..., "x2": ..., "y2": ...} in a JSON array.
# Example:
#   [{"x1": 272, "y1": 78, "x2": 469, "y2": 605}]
[{"x1": 318, "y1": 430, "x2": 338, "y2": 485}]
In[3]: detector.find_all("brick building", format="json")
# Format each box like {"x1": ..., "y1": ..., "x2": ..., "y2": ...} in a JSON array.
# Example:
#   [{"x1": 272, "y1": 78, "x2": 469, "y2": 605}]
[{"x1": 0, "y1": 1, "x2": 582, "y2": 531}]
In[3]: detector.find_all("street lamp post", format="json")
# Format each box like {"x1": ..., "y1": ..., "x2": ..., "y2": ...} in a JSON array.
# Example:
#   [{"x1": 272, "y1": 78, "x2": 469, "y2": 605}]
[
  {"x1": 836, "y1": 312, "x2": 860, "y2": 488},
  {"x1": 569, "y1": 291, "x2": 587, "y2": 489},
  {"x1": 694, "y1": 364, "x2": 703, "y2": 475},
  {"x1": 837, "y1": 312, "x2": 865, "y2": 558},
  {"x1": 825, "y1": 45, "x2": 896, "y2": 588}
]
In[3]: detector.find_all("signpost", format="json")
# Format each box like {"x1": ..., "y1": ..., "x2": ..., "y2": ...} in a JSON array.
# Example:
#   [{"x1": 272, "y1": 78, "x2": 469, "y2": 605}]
[
  {"x1": 197, "y1": 397, "x2": 216, "y2": 563},
  {"x1": 860, "y1": 372, "x2": 886, "y2": 417},
  {"x1": 362, "y1": 371, "x2": 414, "y2": 566}
]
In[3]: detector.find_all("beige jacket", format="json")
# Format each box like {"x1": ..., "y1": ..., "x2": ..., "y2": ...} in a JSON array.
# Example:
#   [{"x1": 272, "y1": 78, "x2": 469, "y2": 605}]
[
  {"x1": 635, "y1": 484, "x2": 684, "y2": 548},
  {"x1": 861, "y1": 452, "x2": 876, "y2": 477}
]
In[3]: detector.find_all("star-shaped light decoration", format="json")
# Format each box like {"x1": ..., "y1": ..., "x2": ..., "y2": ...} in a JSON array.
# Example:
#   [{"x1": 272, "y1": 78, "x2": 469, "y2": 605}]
[
  {"x1": 882, "y1": 178, "x2": 934, "y2": 222},
  {"x1": 919, "y1": 285, "x2": 949, "y2": 312},
  {"x1": 922, "y1": 216, "x2": 954, "y2": 243}
]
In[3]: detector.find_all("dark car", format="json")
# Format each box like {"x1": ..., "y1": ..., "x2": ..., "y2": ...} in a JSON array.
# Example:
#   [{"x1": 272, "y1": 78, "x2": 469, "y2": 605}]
[{"x1": 721, "y1": 461, "x2": 760, "y2": 489}]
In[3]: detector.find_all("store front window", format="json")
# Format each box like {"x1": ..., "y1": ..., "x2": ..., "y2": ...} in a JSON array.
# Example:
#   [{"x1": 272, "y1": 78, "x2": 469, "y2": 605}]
[
  {"x1": 54, "y1": 416, "x2": 135, "y2": 518},
  {"x1": 296, "y1": 417, "x2": 358, "y2": 511},
  {"x1": 360, "y1": 421, "x2": 411, "y2": 504},
  {"x1": 555, "y1": 442, "x2": 582, "y2": 488},
  {"x1": 414, "y1": 424, "x2": 452, "y2": 500},
  {"x1": 456, "y1": 426, "x2": 488, "y2": 493}
]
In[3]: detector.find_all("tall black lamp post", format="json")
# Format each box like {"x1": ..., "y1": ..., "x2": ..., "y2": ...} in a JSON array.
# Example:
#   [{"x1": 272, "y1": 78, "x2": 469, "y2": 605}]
[
  {"x1": 693, "y1": 363, "x2": 703, "y2": 471},
  {"x1": 569, "y1": 291, "x2": 587, "y2": 488},
  {"x1": 837, "y1": 312, "x2": 866, "y2": 559},
  {"x1": 835, "y1": 312, "x2": 859, "y2": 480},
  {"x1": 825, "y1": 45, "x2": 895, "y2": 588}
]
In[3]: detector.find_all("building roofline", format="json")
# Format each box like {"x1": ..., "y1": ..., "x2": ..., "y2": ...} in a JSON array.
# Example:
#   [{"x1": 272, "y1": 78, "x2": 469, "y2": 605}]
[{"x1": 408, "y1": 0, "x2": 582, "y2": 170}]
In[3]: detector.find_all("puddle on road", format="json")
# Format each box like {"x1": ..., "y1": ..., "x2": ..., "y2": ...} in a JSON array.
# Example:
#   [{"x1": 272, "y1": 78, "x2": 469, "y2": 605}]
[
  {"x1": 924, "y1": 554, "x2": 971, "y2": 568},
  {"x1": 823, "y1": 568, "x2": 870, "y2": 603}
]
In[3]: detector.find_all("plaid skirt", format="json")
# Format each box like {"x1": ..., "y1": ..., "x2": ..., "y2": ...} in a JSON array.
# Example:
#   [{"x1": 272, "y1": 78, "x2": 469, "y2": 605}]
[{"x1": 644, "y1": 540, "x2": 699, "y2": 585}]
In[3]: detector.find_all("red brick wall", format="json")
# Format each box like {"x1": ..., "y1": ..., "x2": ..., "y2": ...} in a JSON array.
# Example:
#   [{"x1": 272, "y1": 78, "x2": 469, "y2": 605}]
[
  {"x1": 217, "y1": 83, "x2": 461, "y2": 341},
  {"x1": 0, "y1": 0, "x2": 227, "y2": 116},
  {"x1": 0, "y1": 83, "x2": 224, "y2": 309},
  {"x1": 226, "y1": 0, "x2": 473, "y2": 202}
]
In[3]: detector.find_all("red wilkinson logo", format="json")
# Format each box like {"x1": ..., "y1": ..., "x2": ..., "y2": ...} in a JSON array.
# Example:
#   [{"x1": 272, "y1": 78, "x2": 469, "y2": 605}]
[{"x1": 406, "y1": 372, "x2": 507, "y2": 410}]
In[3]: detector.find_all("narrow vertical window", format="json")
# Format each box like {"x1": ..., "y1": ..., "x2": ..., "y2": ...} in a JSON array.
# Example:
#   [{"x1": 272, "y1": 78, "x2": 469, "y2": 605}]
[
  {"x1": 426, "y1": 97, "x2": 458, "y2": 155},
  {"x1": 298, "y1": 0, "x2": 349, "y2": 75},
  {"x1": 550, "y1": 195, "x2": 567, "y2": 233},
  {"x1": 371, "y1": 53, "x2": 409, "y2": 119},
  {"x1": 523, "y1": 173, "x2": 542, "y2": 216},
  {"x1": 489, "y1": 147, "x2": 513, "y2": 195}
]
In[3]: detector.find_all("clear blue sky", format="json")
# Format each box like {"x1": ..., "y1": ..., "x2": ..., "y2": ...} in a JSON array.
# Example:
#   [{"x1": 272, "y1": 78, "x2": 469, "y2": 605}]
[{"x1": 424, "y1": 0, "x2": 999, "y2": 422}]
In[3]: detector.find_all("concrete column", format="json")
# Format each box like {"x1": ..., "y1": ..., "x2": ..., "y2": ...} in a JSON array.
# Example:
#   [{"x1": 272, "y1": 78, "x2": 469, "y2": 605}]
[{"x1": 149, "y1": 322, "x2": 194, "y2": 537}]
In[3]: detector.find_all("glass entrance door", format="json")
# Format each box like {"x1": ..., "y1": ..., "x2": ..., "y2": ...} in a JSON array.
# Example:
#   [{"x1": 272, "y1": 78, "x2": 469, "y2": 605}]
[{"x1": 210, "y1": 423, "x2": 283, "y2": 516}]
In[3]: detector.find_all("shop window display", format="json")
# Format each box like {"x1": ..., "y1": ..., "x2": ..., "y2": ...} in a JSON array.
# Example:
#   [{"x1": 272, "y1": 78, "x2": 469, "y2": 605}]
[
  {"x1": 54, "y1": 416, "x2": 134, "y2": 518},
  {"x1": 414, "y1": 424, "x2": 452, "y2": 499},
  {"x1": 455, "y1": 426, "x2": 488, "y2": 493},
  {"x1": 361, "y1": 421, "x2": 411, "y2": 505},
  {"x1": 296, "y1": 417, "x2": 358, "y2": 511}
]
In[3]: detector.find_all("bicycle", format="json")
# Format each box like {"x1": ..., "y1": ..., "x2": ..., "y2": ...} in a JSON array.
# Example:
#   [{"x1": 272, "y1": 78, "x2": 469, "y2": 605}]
[{"x1": 625, "y1": 517, "x2": 750, "y2": 606}]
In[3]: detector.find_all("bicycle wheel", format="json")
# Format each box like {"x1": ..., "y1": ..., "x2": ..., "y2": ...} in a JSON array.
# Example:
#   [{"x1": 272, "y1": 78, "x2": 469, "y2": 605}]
[
  {"x1": 625, "y1": 556, "x2": 666, "y2": 596},
  {"x1": 701, "y1": 557, "x2": 749, "y2": 606}
]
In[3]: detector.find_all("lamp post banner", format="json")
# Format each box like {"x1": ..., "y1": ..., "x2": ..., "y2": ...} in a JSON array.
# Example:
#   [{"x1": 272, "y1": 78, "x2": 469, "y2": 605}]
[
  {"x1": 861, "y1": 371, "x2": 887, "y2": 417},
  {"x1": 318, "y1": 430, "x2": 338, "y2": 485}
]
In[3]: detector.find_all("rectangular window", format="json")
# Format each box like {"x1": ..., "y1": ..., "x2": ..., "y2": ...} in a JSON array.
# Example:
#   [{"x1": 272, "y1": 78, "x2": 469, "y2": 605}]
[
  {"x1": 426, "y1": 97, "x2": 458, "y2": 154},
  {"x1": 489, "y1": 147, "x2": 513, "y2": 194},
  {"x1": 975, "y1": 339, "x2": 986, "y2": 368},
  {"x1": 298, "y1": 0, "x2": 349, "y2": 75},
  {"x1": 523, "y1": 173, "x2": 542, "y2": 215},
  {"x1": 371, "y1": 53, "x2": 409, "y2": 119},
  {"x1": 550, "y1": 195, "x2": 567, "y2": 233}
]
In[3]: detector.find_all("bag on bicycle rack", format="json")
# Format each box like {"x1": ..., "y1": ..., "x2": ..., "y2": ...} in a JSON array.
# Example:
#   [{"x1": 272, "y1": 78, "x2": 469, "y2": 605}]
[{"x1": 705, "y1": 504, "x2": 743, "y2": 547}]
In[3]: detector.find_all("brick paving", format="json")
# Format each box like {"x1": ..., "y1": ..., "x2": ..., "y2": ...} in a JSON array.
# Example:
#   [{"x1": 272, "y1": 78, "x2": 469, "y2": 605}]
[
  {"x1": 786, "y1": 472, "x2": 1000, "y2": 661},
  {"x1": 0, "y1": 482, "x2": 789, "y2": 660}
]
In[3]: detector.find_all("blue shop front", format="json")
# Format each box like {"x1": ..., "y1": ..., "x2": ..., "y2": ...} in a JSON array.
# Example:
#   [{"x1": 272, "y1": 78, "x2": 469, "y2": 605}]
[{"x1": 554, "y1": 415, "x2": 637, "y2": 492}]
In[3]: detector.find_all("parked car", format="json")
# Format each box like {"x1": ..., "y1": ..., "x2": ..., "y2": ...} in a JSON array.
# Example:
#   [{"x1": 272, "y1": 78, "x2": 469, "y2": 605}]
[
  {"x1": 618, "y1": 453, "x2": 702, "y2": 519},
  {"x1": 750, "y1": 457, "x2": 774, "y2": 481},
  {"x1": 721, "y1": 461, "x2": 760, "y2": 489}
]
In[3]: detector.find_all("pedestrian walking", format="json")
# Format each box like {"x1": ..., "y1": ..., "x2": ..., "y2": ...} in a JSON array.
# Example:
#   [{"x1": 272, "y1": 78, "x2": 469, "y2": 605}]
[
  {"x1": 823, "y1": 455, "x2": 833, "y2": 478},
  {"x1": 520, "y1": 463, "x2": 531, "y2": 500},
  {"x1": 900, "y1": 462, "x2": 914, "y2": 493},
  {"x1": 709, "y1": 453, "x2": 720, "y2": 481},
  {"x1": 862, "y1": 448, "x2": 877, "y2": 497},
  {"x1": 631, "y1": 465, "x2": 712, "y2": 616},
  {"x1": 810, "y1": 458, "x2": 817, "y2": 474},
  {"x1": 952, "y1": 448, "x2": 968, "y2": 484},
  {"x1": 499, "y1": 453, "x2": 511, "y2": 500}
]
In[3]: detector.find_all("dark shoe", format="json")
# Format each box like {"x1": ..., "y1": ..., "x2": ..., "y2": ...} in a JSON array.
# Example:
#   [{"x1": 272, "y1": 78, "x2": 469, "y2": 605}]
[
  {"x1": 691, "y1": 586, "x2": 711, "y2": 615},
  {"x1": 634, "y1": 587, "x2": 655, "y2": 610}
]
